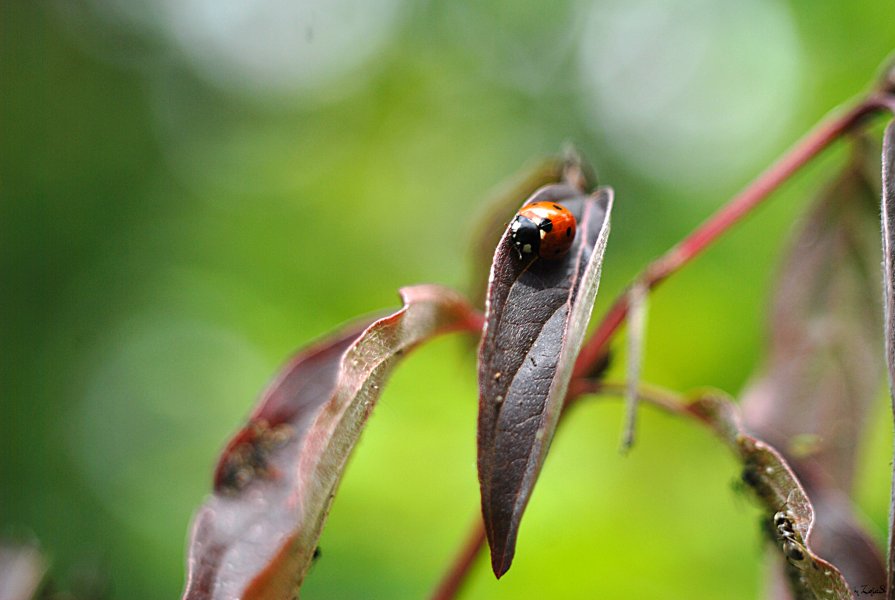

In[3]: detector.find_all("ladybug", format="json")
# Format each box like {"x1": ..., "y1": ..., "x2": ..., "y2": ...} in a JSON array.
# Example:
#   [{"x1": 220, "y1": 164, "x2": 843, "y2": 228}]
[{"x1": 509, "y1": 201, "x2": 577, "y2": 260}]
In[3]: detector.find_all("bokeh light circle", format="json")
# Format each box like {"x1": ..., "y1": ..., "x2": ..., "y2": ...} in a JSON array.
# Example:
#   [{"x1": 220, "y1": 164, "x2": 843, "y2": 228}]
[
  {"x1": 577, "y1": 0, "x2": 804, "y2": 192},
  {"x1": 73, "y1": 316, "x2": 269, "y2": 545}
]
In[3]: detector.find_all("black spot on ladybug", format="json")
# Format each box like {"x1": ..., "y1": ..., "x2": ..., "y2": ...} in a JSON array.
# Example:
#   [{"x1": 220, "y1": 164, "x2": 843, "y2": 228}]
[
  {"x1": 566, "y1": 228, "x2": 572, "y2": 237},
  {"x1": 552, "y1": 204, "x2": 563, "y2": 211},
  {"x1": 538, "y1": 219, "x2": 553, "y2": 232}
]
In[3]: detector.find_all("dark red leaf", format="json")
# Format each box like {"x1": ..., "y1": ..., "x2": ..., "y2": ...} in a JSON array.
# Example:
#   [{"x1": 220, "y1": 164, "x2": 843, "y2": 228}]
[
  {"x1": 586, "y1": 384, "x2": 854, "y2": 597},
  {"x1": 880, "y1": 120, "x2": 895, "y2": 600},
  {"x1": 477, "y1": 184, "x2": 613, "y2": 577},
  {"x1": 742, "y1": 139, "x2": 886, "y2": 591},
  {"x1": 183, "y1": 285, "x2": 480, "y2": 600},
  {"x1": 687, "y1": 395, "x2": 854, "y2": 599}
]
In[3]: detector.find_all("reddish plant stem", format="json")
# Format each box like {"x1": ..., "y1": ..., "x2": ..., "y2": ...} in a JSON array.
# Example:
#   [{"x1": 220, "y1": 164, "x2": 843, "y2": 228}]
[
  {"x1": 581, "y1": 380, "x2": 695, "y2": 418},
  {"x1": 572, "y1": 94, "x2": 892, "y2": 378},
  {"x1": 430, "y1": 518, "x2": 486, "y2": 600},
  {"x1": 433, "y1": 92, "x2": 893, "y2": 600}
]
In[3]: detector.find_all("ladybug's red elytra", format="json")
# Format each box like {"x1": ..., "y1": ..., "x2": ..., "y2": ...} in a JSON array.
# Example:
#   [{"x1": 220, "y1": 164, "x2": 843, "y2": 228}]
[{"x1": 509, "y1": 201, "x2": 577, "y2": 260}]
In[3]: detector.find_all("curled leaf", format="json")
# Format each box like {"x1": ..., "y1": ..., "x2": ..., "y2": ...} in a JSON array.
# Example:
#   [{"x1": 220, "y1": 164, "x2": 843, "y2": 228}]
[
  {"x1": 183, "y1": 285, "x2": 480, "y2": 600},
  {"x1": 477, "y1": 184, "x2": 613, "y2": 577},
  {"x1": 587, "y1": 383, "x2": 855, "y2": 598},
  {"x1": 742, "y1": 138, "x2": 886, "y2": 591},
  {"x1": 687, "y1": 394, "x2": 854, "y2": 599},
  {"x1": 880, "y1": 120, "x2": 895, "y2": 599}
]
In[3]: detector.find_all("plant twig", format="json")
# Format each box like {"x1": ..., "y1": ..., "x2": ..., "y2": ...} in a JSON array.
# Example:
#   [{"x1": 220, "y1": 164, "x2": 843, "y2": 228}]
[
  {"x1": 620, "y1": 282, "x2": 648, "y2": 452},
  {"x1": 572, "y1": 93, "x2": 893, "y2": 379},
  {"x1": 430, "y1": 517, "x2": 486, "y2": 600},
  {"x1": 588, "y1": 380, "x2": 690, "y2": 416}
]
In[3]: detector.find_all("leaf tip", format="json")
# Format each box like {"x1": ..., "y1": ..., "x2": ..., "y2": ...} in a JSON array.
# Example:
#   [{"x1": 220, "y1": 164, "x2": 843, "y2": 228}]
[
  {"x1": 490, "y1": 552, "x2": 513, "y2": 579},
  {"x1": 483, "y1": 518, "x2": 519, "y2": 579}
]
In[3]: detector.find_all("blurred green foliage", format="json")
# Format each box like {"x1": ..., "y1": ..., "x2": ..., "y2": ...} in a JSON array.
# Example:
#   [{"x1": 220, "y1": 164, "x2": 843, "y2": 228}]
[{"x1": 1, "y1": 1, "x2": 893, "y2": 598}]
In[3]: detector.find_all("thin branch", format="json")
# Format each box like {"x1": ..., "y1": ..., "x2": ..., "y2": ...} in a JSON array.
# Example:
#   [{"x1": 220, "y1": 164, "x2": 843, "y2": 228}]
[
  {"x1": 430, "y1": 517, "x2": 486, "y2": 600},
  {"x1": 572, "y1": 93, "x2": 894, "y2": 379},
  {"x1": 620, "y1": 282, "x2": 648, "y2": 452},
  {"x1": 585, "y1": 380, "x2": 690, "y2": 416}
]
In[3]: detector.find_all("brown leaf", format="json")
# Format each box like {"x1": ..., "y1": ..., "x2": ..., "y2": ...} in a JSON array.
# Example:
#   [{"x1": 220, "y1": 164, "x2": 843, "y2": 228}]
[
  {"x1": 741, "y1": 138, "x2": 886, "y2": 591},
  {"x1": 477, "y1": 184, "x2": 613, "y2": 577},
  {"x1": 585, "y1": 383, "x2": 856, "y2": 597},
  {"x1": 182, "y1": 285, "x2": 480, "y2": 600},
  {"x1": 688, "y1": 395, "x2": 854, "y2": 599}
]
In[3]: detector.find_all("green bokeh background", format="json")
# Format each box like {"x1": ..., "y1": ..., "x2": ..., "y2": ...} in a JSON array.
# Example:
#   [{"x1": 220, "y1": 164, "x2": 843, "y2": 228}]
[{"x1": 2, "y1": 1, "x2": 893, "y2": 598}]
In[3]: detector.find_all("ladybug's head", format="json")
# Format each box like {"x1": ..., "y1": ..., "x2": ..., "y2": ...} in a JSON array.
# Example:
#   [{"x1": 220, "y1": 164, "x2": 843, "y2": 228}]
[{"x1": 509, "y1": 215, "x2": 540, "y2": 259}]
